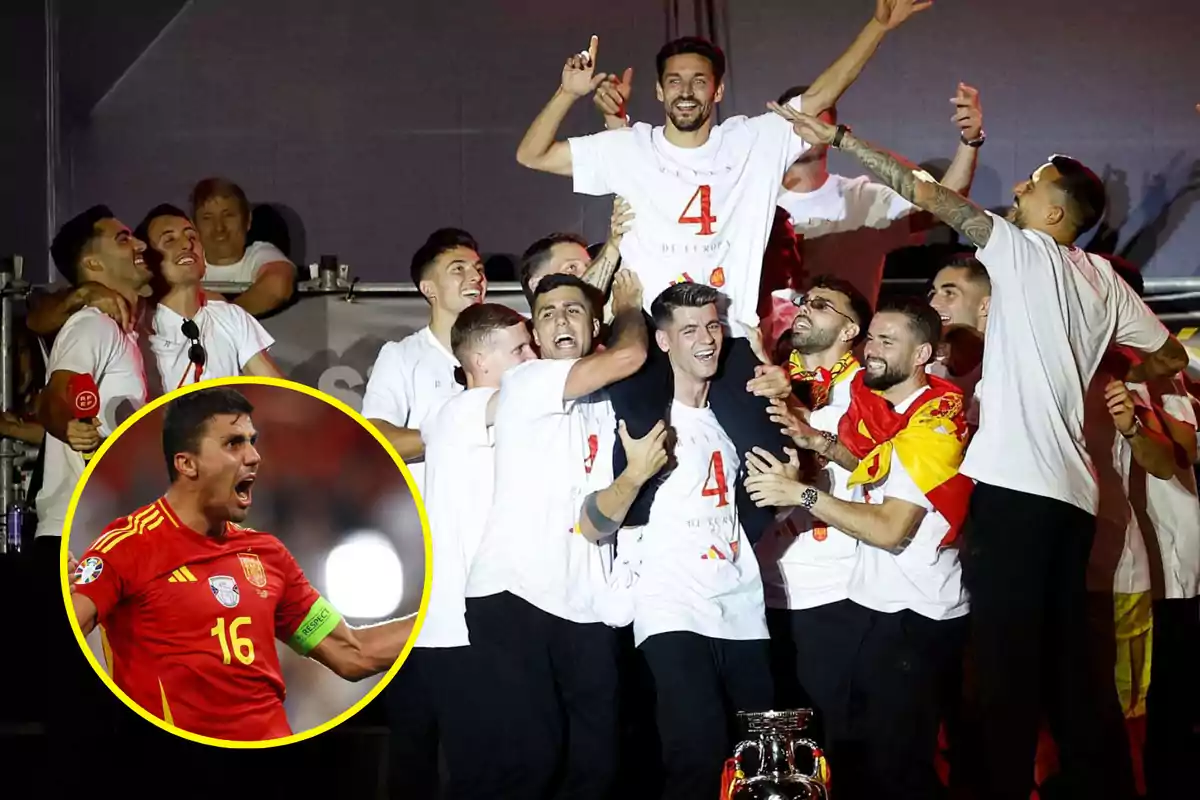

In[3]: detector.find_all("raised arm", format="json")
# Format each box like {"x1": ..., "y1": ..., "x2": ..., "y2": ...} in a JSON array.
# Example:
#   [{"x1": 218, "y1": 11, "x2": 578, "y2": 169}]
[
  {"x1": 516, "y1": 35, "x2": 609, "y2": 175},
  {"x1": 582, "y1": 196, "x2": 633, "y2": 295},
  {"x1": 801, "y1": 0, "x2": 932, "y2": 115},
  {"x1": 563, "y1": 270, "x2": 648, "y2": 400},
  {"x1": 769, "y1": 105, "x2": 995, "y2": 248},
  {"x1": 71, "y1": 591, "x2": 99, "y2": 637},
  {"x1": 939, "y1": 83, "x2": 983, "y2": 195},
  {"x1": 577, "y1": 420, "x2": 668, "y2": 542}
]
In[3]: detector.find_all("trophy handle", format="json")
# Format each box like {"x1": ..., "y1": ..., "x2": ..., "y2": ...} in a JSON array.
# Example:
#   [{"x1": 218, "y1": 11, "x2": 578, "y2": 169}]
[
  {"x1": 732, "y1": 740, "x2": 764, "y2": 776},
  {"x1": 789, "y1": 737, "x2": 830, "y2": 785}
]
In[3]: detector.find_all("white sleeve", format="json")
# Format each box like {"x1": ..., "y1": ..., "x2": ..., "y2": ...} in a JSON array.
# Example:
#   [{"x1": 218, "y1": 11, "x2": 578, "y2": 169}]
[
  {"x1": 1161, "y1": 388, "x2": 1198, "y2": 429},
  {"x1": 1110, "y1": 268, "x2": 1170, "y2": 353},
  {"x1": 225, "y1": 304, "x2": 276, "y2": 369},
  {"x1": 361, "y1": 343, "x2": 412, "y2": 427},
  {"x1": 496, "y1": 359, "x2": 576, "y2": 422},
  {"x1": 568, "y1": 129, "x2": 628, "y2": 196},
  {"x1": 749, "y1": 93, "x2": 813, "y2": 167},
  {"x1": 245, "y1": 241, "x2": 294, "y2": 281},
  {"x1": 974, "y1": 211, "x2": 1047, "y2": 286},
  {"x1": 48, "y1": 313, "x2": 119, "y2": 379},
  {"x1": 860, "y1": 181, "x2": 918, "y2": 225},
  {"x1": 880, "y1": 450, "x2": 934, "y2": 511},
  {"x1": 422, "y1": 389, "x2": 495, "y2": 449}
]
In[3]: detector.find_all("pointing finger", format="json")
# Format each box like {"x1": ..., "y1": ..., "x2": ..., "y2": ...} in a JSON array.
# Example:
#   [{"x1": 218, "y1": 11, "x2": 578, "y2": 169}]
[{"x1": 587, "y1": 34, "x2": 599, "y2": 66}]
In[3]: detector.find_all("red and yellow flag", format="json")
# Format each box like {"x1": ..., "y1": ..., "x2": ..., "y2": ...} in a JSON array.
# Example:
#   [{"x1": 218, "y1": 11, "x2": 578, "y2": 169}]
[{"x1": 837, "y1": 373, "x2": 974, "y2": 545}]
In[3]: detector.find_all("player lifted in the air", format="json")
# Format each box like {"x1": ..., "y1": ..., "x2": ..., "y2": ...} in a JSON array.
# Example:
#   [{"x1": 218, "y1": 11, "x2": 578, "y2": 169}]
[{"x1": 68, "y1": 386, "x2": 416, "y2": 742}]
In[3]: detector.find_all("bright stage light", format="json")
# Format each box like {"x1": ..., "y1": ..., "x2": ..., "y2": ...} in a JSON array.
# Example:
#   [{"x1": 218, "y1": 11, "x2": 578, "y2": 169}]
[{"x1": 323, "y1": 530, "x2": 404, "y2": 619}]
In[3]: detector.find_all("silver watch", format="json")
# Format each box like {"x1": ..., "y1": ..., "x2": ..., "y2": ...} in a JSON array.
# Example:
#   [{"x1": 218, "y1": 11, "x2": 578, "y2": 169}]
[{"x1": 799, "y1": 486, "x2": 819, "y2": 510}]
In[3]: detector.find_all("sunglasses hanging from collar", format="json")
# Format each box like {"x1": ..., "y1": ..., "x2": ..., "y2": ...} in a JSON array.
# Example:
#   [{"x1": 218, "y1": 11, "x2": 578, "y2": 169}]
[{"x1": 178, "y1": 318, "x2": 208, "y2": 389}]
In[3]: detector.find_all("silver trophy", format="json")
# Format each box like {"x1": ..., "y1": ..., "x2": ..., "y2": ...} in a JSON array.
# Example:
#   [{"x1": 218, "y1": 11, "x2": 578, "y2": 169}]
[{"x1": 725, "y1": 709, "x2": 830, "y2": 800}]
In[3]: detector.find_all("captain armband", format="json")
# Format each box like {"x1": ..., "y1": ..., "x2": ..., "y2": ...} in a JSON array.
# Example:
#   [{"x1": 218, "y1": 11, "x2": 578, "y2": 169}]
[
  {"x1": 288, "y1": 596, "x2": 343, "y2": 656},
  {"x1": 582, "y1": 493, "x2": 621, "y2": 537}
]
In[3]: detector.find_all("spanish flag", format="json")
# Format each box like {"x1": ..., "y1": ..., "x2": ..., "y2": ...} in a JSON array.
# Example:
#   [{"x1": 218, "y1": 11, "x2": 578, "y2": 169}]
[{"x1": 836, "y1": 373, "x2": 974, "y2": 546}]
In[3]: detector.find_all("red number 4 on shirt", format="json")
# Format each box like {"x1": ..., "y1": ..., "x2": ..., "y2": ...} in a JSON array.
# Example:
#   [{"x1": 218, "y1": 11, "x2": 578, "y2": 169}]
[
  {"x1": 701, "y1": 450, "x2": 730, "y2": 507},
  {"x1": 679, "y1": 185, "x2": 718, "y2": 236}
]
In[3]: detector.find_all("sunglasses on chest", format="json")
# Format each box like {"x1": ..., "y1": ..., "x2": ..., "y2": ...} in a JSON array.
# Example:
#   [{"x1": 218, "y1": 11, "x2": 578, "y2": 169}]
[{"x1": 178, "y1": 318, "x2": 207, "y2": 389}]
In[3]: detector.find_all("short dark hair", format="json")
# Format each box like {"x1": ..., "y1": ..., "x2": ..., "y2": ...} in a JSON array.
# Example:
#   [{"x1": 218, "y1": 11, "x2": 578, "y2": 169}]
[
  {"x1": 410, "y1": 228, "x2": 480, "y2": 287},
  {"x1": 530, "y1": 273, "x2": 603, "y2": 318},
  {"x1": 1048, "y1": 155, "x2": 1107, "y2": 236},
  {"x1": 656, "y1": 37, "x2": 726, "y2": 84},
  {"x1": 875, "y1": 296, "x2": 942, "y2": 350},
  {"x1": 940, "y1": 255, "x2": 992, "y2": 293},
  {"x1": 519, "y1": 232, "x2": 589, "y2": 302},
  {"x1": 650, "y1": 282, "x2": 722, "y2": 328},
  {"x1": 1100, "y1": 253, "x2": 1144, "y2": 298},
  {"x1": 808, "y1": 274, "x2": 873, "y2": 343},
  {"x1": 451, "y1": 303, "x2": 528, "y2": 363},
  {"x1": 162, "y1": 387, "x2": 255, "y2": 482},
  {"x1": 50, "y1": 205, "x2": 116, "y2": 285},
  {"x1": 134, "y1": 204, "x2": 192, "y2": 271},
  {"x1": 777, "y1": 84, "x2": 837, "y2": 124},
  {"x1": 190, "y1": 177, "x2": 250, "y2": 219}
]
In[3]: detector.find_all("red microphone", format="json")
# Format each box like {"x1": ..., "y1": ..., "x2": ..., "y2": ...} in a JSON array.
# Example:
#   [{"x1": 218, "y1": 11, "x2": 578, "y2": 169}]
[{"x1": 67, "y1": 373, "x2": 100, "y2": 462}]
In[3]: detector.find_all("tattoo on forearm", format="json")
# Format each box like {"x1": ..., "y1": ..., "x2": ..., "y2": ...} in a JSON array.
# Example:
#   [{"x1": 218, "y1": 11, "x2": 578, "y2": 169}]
[
  {"x1": 840, "y1": 134, "x2": 994, "y2": 248},
  {"x1": 584, "y1": 251, "x2": 619, "y2": 293}
]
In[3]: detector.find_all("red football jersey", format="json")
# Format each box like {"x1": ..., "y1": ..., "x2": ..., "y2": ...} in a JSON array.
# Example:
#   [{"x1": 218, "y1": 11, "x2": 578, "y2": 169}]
[{"x1": 72, "y1": 498, "x2": 342, "y2": 741}]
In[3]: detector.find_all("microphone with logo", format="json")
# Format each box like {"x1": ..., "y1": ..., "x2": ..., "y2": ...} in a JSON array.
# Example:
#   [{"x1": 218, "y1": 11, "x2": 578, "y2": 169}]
[{"x1": 67, "y1": 373, "x2": 101, "y2": 462}]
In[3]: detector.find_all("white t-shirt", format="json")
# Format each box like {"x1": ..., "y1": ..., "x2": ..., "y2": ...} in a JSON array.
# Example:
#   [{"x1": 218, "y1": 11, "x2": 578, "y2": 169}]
[
  {"x1": 36, "y1": 308, "x2": 149, "y2": 538},
  {"x1": 1087, "y1": 377, "x2": 1200, "y2": 599},
  {"x1": 779, "y1": 174, "x2": 920, "y2": 305},
  {"x1": 150, "y1": 300, "x2": 274, "y2": 392},
  {"x1": 361, "y1": 326, "x2": 461, "y2": 496},
  {"x1": 417, "y1": 387, "x2": 497, "y2": 648},
  {"x1": 202, "y1": 241, "x2": 292, "y2": 285},
  {"x1": 465, "y1": 358, "x2": 618, "y2": 624},
  {"x1": 847, "y1": 386, "x2": 969, "y2": 621},
  {"x1": 962, "y1": 215, "x2": 1170, "y2": 514},
  {"x1": 568, "y1": 97, "x2": 810, "y2": 337},
  {"x1": 756, "y1": 365, "x2": 861, "y2": 610},
  {"x1": 624, "y1": 401, "x2": 767, "y2": 646}
]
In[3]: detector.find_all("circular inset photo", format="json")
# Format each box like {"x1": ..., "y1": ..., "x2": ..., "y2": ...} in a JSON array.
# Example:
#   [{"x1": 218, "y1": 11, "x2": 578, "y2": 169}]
[{"x1": 60, "y1": 377, "x2": 429, "y2": 747}]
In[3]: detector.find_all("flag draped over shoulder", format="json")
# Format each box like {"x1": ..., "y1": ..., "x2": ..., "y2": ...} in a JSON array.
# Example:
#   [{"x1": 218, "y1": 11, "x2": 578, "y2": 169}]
[{"x1": 836, "y1": 372, "x2": 974, "y2": 545}]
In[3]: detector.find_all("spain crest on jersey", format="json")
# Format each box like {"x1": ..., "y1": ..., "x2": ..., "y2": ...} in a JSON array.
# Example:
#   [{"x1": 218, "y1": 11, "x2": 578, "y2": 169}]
[
  {"x1": 238, "y1": 553, "x2": 268, "y2": 589},
  {"x1": 209, "y1": 575, "x2": 240, "y2": 608}
]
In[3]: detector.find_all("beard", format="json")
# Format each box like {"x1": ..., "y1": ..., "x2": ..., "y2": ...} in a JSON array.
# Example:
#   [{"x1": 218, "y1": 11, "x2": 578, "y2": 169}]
[
  {"x1": 667, "y1": 100, "x2": 712, "y2": 132},
  {"x1": 791, "y1": 325, "x2": 838, "y2": 354},
  {"x1": 862, "y1": 358, "x2": 909, "y2": 391}
]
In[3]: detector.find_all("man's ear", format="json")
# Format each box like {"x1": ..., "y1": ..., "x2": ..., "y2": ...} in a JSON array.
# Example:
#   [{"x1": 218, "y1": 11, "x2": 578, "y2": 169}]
[
  {"x1": 840, "y1": 322, "x2": 861, "y2": 345},
  {"x1": 655, "y1": 328, "x2": 671, "y2": 353},
  {"x1": 418, "y1": 278, "x2": 437, "y2": 303},
  {"x1": 174, "y1": 452, "x2": 199, "y2": 480}
]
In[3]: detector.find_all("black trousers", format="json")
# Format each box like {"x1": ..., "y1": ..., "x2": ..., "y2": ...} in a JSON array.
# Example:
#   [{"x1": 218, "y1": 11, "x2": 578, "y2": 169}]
[
  {"x1": 769, "y1": 600, "x2": 965, "y2": 800},
  {"x1": 960, "y1": 483, "x2": 1135, "y2": 800},
  {"x1": 638, "y1": 632, "x2": 774, "y2": 800},
  {"x1": 465, "y1": 592, "x2": 620, "y2": 800},
  {"x1": 1144, "y1": 596, "x2": 1200, "y2": 800},
  {"x1": 606, "y1": 329, "x2": 790, "y2": 543},
  {"x1": 385, "y1": 646, "x2": 499, "y2": 800}
]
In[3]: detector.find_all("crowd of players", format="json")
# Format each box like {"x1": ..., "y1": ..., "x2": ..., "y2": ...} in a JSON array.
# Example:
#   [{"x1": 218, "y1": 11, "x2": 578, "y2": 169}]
[{"x1": 15, "y1": 0, "x2": 1199, "y2": 798}]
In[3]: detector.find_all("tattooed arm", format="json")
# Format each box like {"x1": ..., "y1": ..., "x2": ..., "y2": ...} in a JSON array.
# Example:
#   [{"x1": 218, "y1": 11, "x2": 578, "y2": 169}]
[
  {"x1": 837, "y1": 132, "x2": 995, "y2": 247},
  {"x1": 766, "y1": 104, "x2": 995, "y2": 248}
]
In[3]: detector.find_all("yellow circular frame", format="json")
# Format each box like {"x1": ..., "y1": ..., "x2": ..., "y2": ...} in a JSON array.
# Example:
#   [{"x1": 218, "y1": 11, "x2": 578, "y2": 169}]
[{"x1": 58, "y1": 375, "x2": 432, "y2": 748}]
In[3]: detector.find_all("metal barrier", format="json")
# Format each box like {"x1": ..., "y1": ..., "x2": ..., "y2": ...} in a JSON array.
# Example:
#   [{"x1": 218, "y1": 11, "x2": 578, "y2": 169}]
[{"x1": 2, "y1": 270, "x2": 1198, "y2": 554}]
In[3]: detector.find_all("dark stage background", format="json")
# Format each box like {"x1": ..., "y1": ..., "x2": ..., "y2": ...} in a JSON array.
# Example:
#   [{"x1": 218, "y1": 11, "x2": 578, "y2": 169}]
[{"x1": 1, "y1": 0, "x2": 1196, "y2": 284}]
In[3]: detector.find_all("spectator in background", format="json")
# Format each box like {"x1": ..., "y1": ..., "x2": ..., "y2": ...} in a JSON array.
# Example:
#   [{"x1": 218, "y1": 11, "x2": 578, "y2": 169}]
[
  {"x1": 775, "y1": 82, "x2": 983, "y2": 307},
  {"x1": 134, "y1": 204, "x2": 284, "y2": 392},
  {"x1": 927, "y1": 255, "x2": 989, "y2": 432},
  {"x1": 191, "y1": 177, "x2": 296, "y2": 316}
]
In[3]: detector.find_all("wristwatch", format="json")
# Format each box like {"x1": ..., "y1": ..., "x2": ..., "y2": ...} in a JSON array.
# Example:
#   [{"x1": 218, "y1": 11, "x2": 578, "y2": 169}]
[
  {"x1": 1121, "y1": 419, "x2": 1142, "y2": 439},
  {"x1": 831, "y1": 124, "x2": 851, "y2": 149},
  {"x1": 818, "y1": 430, "x2": 838, "y2": 455},
  {"x1": 799, "y1": 486, "x2": 819, "y2": 510},
  {"x1": 961, "y1": 130, "x2": 986, "y2": 148}
]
